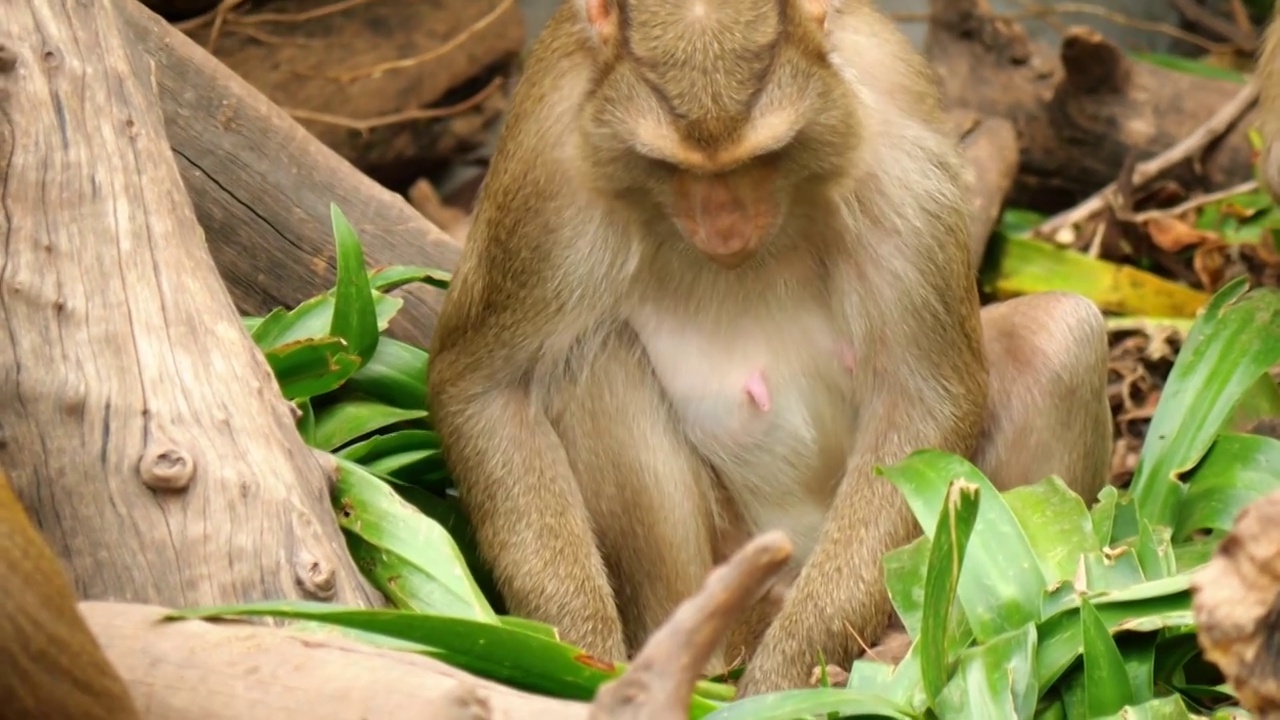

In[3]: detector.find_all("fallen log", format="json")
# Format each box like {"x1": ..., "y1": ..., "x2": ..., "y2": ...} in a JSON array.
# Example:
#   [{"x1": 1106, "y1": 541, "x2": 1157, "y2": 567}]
[
  {"x1": 83, "y1": 533, "x2": 793, "y2": 719},
  {"x1": 83, "y1": 602, "x2": 591, "y2": 720},
  {"x1": 925, "y1": 0, "x2": 1258, "y2": 212},
  {"x1": 950, "y1": 111, "x2": 1020, "y2": 265},
  {"x1": 116, "y1": 0, "x2": 462, "y2": 347},
  {"x1": 177, "y1": 0, "x2": 525, "y2": 178},
  {"x1": 0, "y1": 0, "x2": 379, "y2": 608}
]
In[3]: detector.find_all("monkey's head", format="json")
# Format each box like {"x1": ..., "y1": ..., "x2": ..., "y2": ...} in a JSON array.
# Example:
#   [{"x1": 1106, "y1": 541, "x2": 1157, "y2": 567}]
[{"x1": 573, "y1": 0, "x2": 861, "y2": 269}]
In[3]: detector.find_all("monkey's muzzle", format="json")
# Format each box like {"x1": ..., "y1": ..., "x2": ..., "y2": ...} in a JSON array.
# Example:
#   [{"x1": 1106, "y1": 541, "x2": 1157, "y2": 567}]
[{"x1": 671, "y1": 169, "x2": 777, "y2": 269}]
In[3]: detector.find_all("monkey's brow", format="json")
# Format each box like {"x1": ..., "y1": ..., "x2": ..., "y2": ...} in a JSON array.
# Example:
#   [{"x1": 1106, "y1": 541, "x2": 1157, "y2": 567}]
[{"x1": 620, "y1": 5, "x2": 786, "y2": 126}]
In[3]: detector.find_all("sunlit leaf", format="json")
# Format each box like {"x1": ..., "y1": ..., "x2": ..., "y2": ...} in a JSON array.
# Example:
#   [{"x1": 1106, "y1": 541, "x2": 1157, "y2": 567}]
[
  {"x1": 334, "y1": 459, "x2": 494, "y2": 622},
  {"x1": 263, "y1": 337, "x2": 360, "y2": 401},
  {"x1": 1130, "y1": 281, "x2": 1280, "y2": 533},
  {"x1": 312, "y1": 399, "x2": 428, "y2": 451}
]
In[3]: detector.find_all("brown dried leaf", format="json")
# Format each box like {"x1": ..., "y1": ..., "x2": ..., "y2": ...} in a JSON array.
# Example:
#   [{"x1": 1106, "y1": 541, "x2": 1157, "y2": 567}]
[{"x1": 1145, "y1": 215, "x2": 1218, "y2": 253}]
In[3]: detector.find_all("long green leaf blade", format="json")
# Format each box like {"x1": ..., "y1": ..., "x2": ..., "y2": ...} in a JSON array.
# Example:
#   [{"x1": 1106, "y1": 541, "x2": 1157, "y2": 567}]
[
  {"x1": 919, "y1": 479, "x2": 981, "y2": 704},
  {"x1": 1130, "y1": 281, "x2": 1280, "y2": 532},
  {"x1": 329, "y1": 203, "x2": 381, "y2": 365},
  {"x1": 1080, "y1": 597, "x2": 1135, "y2": 717}
]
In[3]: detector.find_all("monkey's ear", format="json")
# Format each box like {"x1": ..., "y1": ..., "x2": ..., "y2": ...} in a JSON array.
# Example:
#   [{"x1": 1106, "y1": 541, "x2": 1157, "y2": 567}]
[
  {"x1": 794, "y1": 0, "x2": 843, "y2": 27},
  {"x1": 575, "y1": 0, "x2": 622, "y2": 47}
]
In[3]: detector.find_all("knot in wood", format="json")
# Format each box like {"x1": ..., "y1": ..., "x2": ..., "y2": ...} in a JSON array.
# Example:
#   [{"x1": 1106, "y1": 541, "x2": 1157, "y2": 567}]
[
  {"x1": 138, "y1": 447, "x2": 195, "y2": 491},
  {"x1": 294, "y1": 551, "x2": 337, "y2": 600},
  {"x1": 0, "y1": 45, "x2": 17, "y2": 73}
]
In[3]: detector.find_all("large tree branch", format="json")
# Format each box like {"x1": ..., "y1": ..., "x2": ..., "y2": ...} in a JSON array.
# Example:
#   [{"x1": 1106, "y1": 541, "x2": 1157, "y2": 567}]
[
  {"x1": 116, "y1": 0, "x2": 463, "y2": 347},
  {"x1": 0, "y1": 0, "x2": 379, "y2": 609}
]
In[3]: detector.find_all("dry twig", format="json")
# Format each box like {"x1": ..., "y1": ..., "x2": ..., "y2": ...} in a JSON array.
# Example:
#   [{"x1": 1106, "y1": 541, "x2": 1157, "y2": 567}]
[
  {"x1": 589, "y1": 531, "x2": 794, "y2": 720},
  {"x1": 282, "y1": 77, "x2": 504, "y2": 132},
  {"x1": 1034, "y1": 77, "x2": 1260, "y2": 239},
  {"x1": 1127, "y1": 179, "x2": 1260, "y2": 224},
  {"x1": 330, "y1": 0, "x2": 516, "y2": 83}
]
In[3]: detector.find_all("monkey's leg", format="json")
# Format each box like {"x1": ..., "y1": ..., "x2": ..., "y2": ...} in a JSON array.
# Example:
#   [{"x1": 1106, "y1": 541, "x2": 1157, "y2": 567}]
[
  {"x1": 973, "y1": 291, "x2": 1113, "y2": 500},
  {"x1": 548, "y1": 327, "x2": 723, "y2": 664}
]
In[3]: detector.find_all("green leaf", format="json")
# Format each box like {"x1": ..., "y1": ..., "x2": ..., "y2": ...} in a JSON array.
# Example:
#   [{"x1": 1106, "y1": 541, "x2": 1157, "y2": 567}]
[
  {"x1": 1130, "y1": 281, "x2": 1280, "y2": 533},
  {"x1": 1080, "y1": 597, "x2": 1135, "y2": 717},
  {"x1": 498, "y1": 615, "x2": 560, "y2": 640},
  {"x1": 329, "y1": 204, "x2": 381, "y2": 366},
  {"x1": 335, "y1": 458, "x2": 494, "y2": 622},
  {"x1": 252, "y1": 291, "x2": 404, "y2": 353},
  {"x1": 1035, "y1": 576, "x2": 1194, "y2": 687},
  {"x1": 337, "y1": 429, "x2": 442, "y2": 462},
  {"x1": 342, "y1": 337, "x2": 430, "y2": 411},
  {"x1": 1004, "y1": 477, "x2": 1099, "y2": 583},
  {"x1": 392, "y1": 484, "x2": 503, "y2": 613},
  {"x1": 1226, "y1": 368, "x2": 1280, "y2": 432},
  {"x1": 702, "y1": 688, "x2": 912, "y2": 720},
  {"x1": 919, "y1": 479, "x2": 981, "y2": 704},
  {"x1": 296, "y1": 398, "x2": 316, "y2": 445},
  {"x1": 264, "y1": 337, "x2": 361, "y2": 401},
  {"x1": 882, "y1": 450, "x2": 1044, "y2": 642},
  {"x1": 1091, "y1": 486, "x2": 1120, "y2": 548},
  {"x1": 167, "y1": 601, "x2": 624, "y2": 701},
  {"x1": 249, "y1": 307, "x2": 291, "y2": 349},
  {"x1": 1119, "y1": 634, "x2": 1159, "y2": 706},
  {"x1": 312, "y1": 399, "x2": 428, "y2": 452},
  {"x1": 1176, "y1": 432, "x2": 1280, "y2": 538},
  {"x1": 370, "y1": 265, "x2": 452, "y2": 292},
  {"x1": 934, "y1": 623, "x2": 1038, "y2": 720},
  {"x1": 1093, "y1": 694, "x2": 1193, "y2": 719},
  {"x1": 884, "y1": 537, "x2": 930, "y2": 637},
  {"x1": 980, "y1": 234, "x2": 1210, "y2": 318}
]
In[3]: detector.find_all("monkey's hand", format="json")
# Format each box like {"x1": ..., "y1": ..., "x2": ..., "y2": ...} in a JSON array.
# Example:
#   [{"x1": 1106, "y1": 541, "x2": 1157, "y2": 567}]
[{"x1": 734, "y1": 459, "x2": 912, "y2": 697}]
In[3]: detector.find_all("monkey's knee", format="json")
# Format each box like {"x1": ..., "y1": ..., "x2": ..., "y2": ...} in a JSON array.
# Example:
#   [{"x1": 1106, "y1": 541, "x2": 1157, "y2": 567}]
[{"x1": 977, "y1": 292, "x2": 1111, "y2": 500}]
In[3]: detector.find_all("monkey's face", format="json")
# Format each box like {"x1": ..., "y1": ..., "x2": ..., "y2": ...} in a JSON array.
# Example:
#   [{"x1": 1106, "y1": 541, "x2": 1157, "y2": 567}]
[{"x1": 578, "y1": 49, "x2": 858, "y2": 269}]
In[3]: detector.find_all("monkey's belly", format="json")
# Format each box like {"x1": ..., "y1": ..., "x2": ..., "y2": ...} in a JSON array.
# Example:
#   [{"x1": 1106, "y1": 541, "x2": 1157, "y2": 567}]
[{"x1": 629, "y1": 314, "x2": 858, "y2": 556}]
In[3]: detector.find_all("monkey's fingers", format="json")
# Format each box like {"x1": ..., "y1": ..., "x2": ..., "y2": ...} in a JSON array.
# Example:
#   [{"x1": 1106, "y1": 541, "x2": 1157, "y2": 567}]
[{"x1": 588, "y1": 531, "x2": 794, "y2": 719}]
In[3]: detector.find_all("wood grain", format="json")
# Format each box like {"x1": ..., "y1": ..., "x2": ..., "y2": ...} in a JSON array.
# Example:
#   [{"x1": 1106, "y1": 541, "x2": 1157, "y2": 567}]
[
  {"x1": 117, "y1": 0, "x2": 463, "y2": 348},
  {"x1": 0, "y1": 0, "x2": 380, "y2": 611}
]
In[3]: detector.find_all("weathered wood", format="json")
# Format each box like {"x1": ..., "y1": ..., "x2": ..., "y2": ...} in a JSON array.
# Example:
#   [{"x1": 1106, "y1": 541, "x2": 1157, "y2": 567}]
[
  {"x1": 925, "y1": 0, "x2": 1257, "y2": 212},
  {"x1": 950, "y1": 111, "x2": 1020, "y2": 266},
  {"x1": 83, "y1": 602, "x2": 591, "y2": 720},
  {"x1": 1193, "y1": 487, "x2": 1280, "y2": 717},
  {"x1": 181, "y1": 0, "x2": 524, "y2": 178},
  {"x1": 590, "y1": 532, "x2": 792, "y2": 719},
  {"x1": 116, "y1": 0, "x2": 463, "y2": 347},
  {"x1": 0, "y1": 0, "x2": 379, "y2": 609}
]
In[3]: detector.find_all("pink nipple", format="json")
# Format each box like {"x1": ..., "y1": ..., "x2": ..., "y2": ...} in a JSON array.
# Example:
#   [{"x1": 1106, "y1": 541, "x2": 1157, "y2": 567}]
[
  {"x1": 838, "y1": 344, "x2": 856, "y2": 374},
  {"x1": 744, "y1": 370, "x2": 771, "y2": 412}
]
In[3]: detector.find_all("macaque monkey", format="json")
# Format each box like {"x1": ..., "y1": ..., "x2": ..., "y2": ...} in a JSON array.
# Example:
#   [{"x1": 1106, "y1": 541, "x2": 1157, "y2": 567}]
[
  {"x1": 0, "y1": 470, "x2": 140, "y2": 719},
  {"x1": 1258, "y1": 4, "x2": 1280, "y2": 201},
  {"x1": 429, "y1": 0, "x2": 1112, "y2": 696}
]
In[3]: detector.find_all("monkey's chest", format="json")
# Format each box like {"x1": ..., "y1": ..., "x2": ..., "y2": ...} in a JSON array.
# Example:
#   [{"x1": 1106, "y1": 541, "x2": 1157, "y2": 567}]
[{"x1": 628, "y1": 307, "x2": 860, "y2": 502}]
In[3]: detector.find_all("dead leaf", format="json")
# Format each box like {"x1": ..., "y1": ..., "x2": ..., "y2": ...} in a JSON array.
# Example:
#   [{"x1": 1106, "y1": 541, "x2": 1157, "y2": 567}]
[{"x1": 1145, "y1": 215, "x2": 1218, "y2": 253}]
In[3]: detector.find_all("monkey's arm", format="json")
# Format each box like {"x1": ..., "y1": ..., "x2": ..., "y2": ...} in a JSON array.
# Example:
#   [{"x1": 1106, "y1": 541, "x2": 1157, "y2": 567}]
[
  {"x1": 739, "y1": 208, "x2": 988, "y2": 695},
  {"x1": 427, "y1": 200, "x2": 631, "y2": 662}
]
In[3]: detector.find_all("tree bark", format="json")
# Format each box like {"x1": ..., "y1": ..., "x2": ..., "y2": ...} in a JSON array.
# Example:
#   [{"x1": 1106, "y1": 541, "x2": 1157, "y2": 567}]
[
  {"x1": 950, "y1": 111, "x2": 1020, "y2": 266},
  {"x1": 116, "y1": 0, "x2": 463, "y2": 348},
  {"x1": 0, "y1": 0, "x2": 379, "y2": 609},
  {"x1": 925, "y1": 0, "x2": 1257, "y2": 212},
  {"x1": 83, "y1": 602, "x2": 592, "y2": 720},
  {"x1": 1193, "y1": 487, "x2": 1280, "y2": 717},
  {"x1": 179, "y1": 0, "x2": 525, "y2": 182}
]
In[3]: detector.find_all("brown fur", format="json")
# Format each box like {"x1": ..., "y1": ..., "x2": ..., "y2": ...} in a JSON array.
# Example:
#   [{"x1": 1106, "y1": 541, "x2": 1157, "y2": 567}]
[
  {"x1": 429, "y1": 0, "x2": 1111, "y2": 696},
  {"x1": 0, "y1": 470, "x2": 140, "y2": 719}
]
